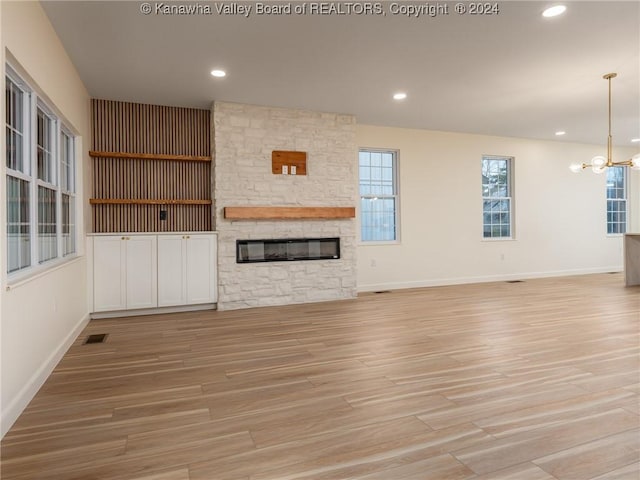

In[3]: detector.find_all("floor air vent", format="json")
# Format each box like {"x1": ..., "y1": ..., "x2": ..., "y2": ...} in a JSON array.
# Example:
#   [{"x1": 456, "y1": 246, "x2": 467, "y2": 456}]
[
  {"x1": 374, "y1": 290, "x2": 391, "y2": 294},
  {"x1": 506, "y1": 280, "x2": 524, "y2": 283},
  {"x1": 84, "y1": 334, "x2": 108, "y2": 344}
]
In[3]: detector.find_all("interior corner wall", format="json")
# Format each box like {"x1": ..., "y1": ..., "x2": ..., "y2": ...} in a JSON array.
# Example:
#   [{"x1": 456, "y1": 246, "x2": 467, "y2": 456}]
[
  {"x1": 1, "y1": 1, "x2": 91, "y2": 438},
  {"x1": 356, "y1": 124, "x2": 640, "y2": 292},
  {"x1": 213, "y1": 102, "x2": 357, "y2": 310}
]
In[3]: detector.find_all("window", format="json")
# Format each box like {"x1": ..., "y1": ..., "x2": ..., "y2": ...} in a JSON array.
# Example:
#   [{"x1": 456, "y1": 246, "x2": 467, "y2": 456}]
[
  {"x1": 5, "y1": 68, "x2": 77, "y2": 276},
  {"x1": 6, "y1": 75, "x2": 31, "y2": 273},
  {"x1": 60, "y1": 130, "x2": 76, "y2": 256},
  {"x1": 482, "y1": 156, "x2": 513, "y2": 239},
  {"x1": 37, "y1": 107, "x2": 57, "y2": 263},
  {"x1": 606, "y1": 166, "x2": 626, "y2": 234},
  {"x1": 359, "y1": 149, "x2": 398, "y2": 242}
]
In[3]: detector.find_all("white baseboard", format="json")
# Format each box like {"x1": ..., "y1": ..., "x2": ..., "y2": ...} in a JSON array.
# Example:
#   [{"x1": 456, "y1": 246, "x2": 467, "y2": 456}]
[
  {"x1": 357, "y1": 266, "x2": 623, "y2": 293},
  {"x1": 1, "y1": 312, "x2": 90, "y2": 438}
]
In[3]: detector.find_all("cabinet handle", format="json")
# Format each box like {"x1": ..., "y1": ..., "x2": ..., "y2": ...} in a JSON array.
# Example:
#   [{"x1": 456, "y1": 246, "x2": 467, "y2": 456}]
[
  {"x1": 186, "y1": 235, "x2": 190, "y2": 239},
  {"x1": 121, "y1": 236, "x2": 125, "y2": 240}
]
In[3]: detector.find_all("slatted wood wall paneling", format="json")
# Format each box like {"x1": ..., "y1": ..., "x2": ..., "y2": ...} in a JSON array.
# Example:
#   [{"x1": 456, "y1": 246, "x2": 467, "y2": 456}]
[{"x1": 91, "y1": 99, "x2": 212, "y2": 233}]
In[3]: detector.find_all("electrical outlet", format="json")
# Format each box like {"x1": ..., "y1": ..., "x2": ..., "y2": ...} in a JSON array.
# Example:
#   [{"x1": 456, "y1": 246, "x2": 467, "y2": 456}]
[
  {"x1": 282, "y1": 165, "x2": 288, "y2": 175},
  {"x1": 291, "y1": 165, "x2": 297, "y2": 175}
]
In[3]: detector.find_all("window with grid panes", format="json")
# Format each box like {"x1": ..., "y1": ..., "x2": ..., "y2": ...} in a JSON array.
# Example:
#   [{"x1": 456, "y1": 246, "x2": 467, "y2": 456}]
[
  {"x1": 359, "y1": 149, "x2": 398, "y2": 242},
  {"x1": 482, "y1": 156, "x2": 513, "y2": 239},
  {"x1": 606, "y1": 166, "x2": 627, "y2": 234}
]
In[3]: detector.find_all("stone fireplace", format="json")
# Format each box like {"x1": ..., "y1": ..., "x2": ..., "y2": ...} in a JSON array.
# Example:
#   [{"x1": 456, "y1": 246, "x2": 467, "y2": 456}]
[{"x1": 212, "y1": 102, "x2": 357, "y2": 310}]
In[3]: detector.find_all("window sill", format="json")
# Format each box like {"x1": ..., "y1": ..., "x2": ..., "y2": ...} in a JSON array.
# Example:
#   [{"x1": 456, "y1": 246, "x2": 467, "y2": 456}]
[
  {"x1": 5, "y1": 255, "x2": 82, "y2": 291},
  {"x1": 481, "y1": 237, "x2": 516, "y2": 242},
  {"x1": 359, "y1": 240, "x2": 401, "y2": 246}
]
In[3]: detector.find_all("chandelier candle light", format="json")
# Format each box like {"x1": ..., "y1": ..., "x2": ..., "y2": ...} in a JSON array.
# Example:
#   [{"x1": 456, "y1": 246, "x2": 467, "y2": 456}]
[{"x1": 569, "y1": 73, "x2": 640, "y2": 174}]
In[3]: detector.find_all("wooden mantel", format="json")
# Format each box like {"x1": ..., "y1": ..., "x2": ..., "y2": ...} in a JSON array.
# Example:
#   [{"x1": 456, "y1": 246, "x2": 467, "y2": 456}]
[{"x1": 223, "y1": 206, "x2": 356, "y2": 220}]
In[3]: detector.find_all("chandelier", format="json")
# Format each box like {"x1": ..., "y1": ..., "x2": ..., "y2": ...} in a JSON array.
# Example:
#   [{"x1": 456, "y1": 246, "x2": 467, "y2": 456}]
[{"x1": 569, "y1": 73, "x2": 640, "y2": 174}]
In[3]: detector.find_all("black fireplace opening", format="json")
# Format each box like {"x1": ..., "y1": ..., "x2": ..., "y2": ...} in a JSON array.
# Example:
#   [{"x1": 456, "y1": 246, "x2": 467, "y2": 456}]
[{"x1": 237, "y1": 237, "x2": 340, "y2": 263}]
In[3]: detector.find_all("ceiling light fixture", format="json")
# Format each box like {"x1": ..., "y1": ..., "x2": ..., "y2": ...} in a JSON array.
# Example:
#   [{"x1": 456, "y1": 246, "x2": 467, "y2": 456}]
[
  {"x1": 632, "y1": 138, "x2": 640, "y2": 143},
  {"x1": 542, "y1": 5, "x2": 566, "y2": 17},
  {"x1": 210, "y1": 69, "x2": 226, "y2": 77},
  {"x1": 555, "y1": 131, "x2": 566, "y2": 136},
  {"x1": 393, "y1": 92, "x2": 407, "y2": 100},
  {"x1": 570, "y1": 73, "x2": 640, "y2": 174}
]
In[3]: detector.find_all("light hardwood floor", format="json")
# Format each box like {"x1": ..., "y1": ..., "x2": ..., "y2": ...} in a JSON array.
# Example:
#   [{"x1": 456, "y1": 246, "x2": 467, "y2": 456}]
[{"x1": 2, "y1": 273, "x2": 639, "y2": 479}]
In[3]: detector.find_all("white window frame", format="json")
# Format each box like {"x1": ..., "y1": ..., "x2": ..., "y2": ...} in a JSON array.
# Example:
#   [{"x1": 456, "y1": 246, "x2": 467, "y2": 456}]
[
  {"x1": 60, "y1": 128, "x2": 76, "y2": 256},
  {"x1": 36, "y1": 103, "x2": 59, "y2": 264},
  {"x1": 6, "y1": 70, "x2": 34, "y2": 274},
  {"x1": 482, "y1": 155, "x2": 514, "y2": 240},
  {"x1": 358, "y1": 148, "x2": 400, "y2": 244},
  {"x1": 606, "y1": 166, "x2": 627, "y2": 235},
  {"x1": 5, "y1": 65, "x2": 78, "y2": 280}
]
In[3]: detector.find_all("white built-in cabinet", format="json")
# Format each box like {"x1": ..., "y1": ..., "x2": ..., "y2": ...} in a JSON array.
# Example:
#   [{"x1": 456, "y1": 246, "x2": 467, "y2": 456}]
[
  {"x1": 93, "y1": 235, "x2": 158, "y2": 312},
  {"x1": 92, "y1": 233, "x2": 217, "y2": 313},
  {"x1": 158, "y1": 234, "x2": 217, "y2": 306}
]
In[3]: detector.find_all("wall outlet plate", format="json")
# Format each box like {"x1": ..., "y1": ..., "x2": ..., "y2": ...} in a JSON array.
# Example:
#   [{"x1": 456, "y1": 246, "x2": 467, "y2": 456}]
[
  {"x1": 291, "y1": 166, "x2": 297, "y2": 175},
  {"x1": 282, "y1": 165, "x2": 288, "y2": 175}
]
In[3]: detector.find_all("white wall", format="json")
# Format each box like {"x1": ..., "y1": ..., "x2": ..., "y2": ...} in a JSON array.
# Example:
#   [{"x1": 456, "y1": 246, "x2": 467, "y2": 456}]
[
  {"x1": 1, "y1": 1, "x2": 91, "y2": 438},
  {"x1": 356, "y1": 125, "x2": 640, "y2": 291}
]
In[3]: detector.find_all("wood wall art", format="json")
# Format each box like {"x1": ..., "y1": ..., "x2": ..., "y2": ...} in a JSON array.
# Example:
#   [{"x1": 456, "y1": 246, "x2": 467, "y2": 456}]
[{"x1": 272, "y1": 150, "x2": 307, "y2": 175}]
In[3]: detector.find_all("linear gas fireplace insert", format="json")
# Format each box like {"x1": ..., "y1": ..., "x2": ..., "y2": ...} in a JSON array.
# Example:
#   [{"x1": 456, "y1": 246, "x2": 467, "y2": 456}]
[{"x1": 236, "y1": 237, "x2": 340, "y2": 263}]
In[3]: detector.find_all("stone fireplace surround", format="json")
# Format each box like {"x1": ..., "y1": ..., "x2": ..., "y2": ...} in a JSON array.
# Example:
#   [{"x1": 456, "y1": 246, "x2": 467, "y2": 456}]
[{"x1": 212, "y1": 102, "x2": 357, "y2": 310}]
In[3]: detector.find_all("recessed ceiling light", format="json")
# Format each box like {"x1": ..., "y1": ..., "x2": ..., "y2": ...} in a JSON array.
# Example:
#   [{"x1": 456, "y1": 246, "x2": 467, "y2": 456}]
[
  {"x1": 210, "y1": 69, "x2": 226, "y2": 78},
  {"x1": 393, "y1": 92, "x2": 407, "y2": 100},
  {"x1": 542, "y1": 5, "x2": 566, "y2": 17},
  {"x1": 631, "y1": 138, "x2": 640, "y2": 143},
  {"x1": 555, "y1": 131, "x2": 566, "y2": 136}
]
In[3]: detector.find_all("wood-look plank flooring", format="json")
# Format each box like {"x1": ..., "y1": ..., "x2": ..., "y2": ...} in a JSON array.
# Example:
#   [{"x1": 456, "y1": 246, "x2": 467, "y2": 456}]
[{"x1": 2, "y1": 273, "x2": 639, "y2": 479}]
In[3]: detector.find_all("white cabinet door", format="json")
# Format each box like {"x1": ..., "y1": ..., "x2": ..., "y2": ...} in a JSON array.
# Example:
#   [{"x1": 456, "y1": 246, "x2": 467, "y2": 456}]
[
  {"x1": 93, "y1": 235, "x2": 157, "y2": 312},
  {"x1": 125, "y1": 235, "x2": 157, "y2": 309},
  {"x1": 157, "y1": 235, "x2": 187, "y2": 307},
  {"x1": 94, "y1": 233, "x2": 216, "y2": 313},
  {"x1": 93, "y1": 236, "x2": 126, "y2": 312},
  {"x1": 185, "y1": 234, "x2": 217, "y2": 304},
  {"x1": 157, "y1": 234, "x2": 217, "y2": 307}
]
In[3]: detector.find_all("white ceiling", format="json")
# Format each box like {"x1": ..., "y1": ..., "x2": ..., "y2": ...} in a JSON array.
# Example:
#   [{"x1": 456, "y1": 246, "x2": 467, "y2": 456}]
[{"x1": 41, "y1": 1, "x2": 640, "y2": 146}]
